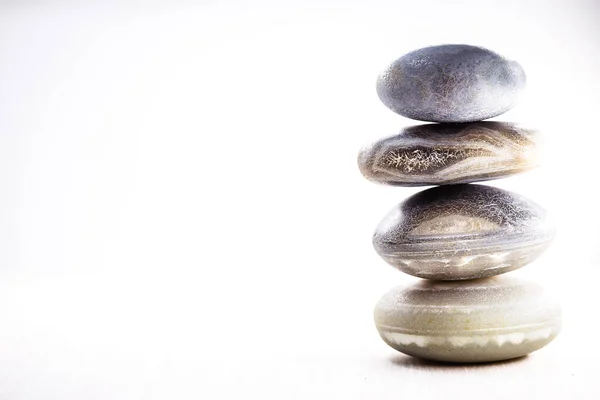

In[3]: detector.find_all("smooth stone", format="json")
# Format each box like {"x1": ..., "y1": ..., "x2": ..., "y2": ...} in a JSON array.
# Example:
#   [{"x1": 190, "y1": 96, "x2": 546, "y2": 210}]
[
  {"x1": 358, "y1": 122, "x2": 539, "y2": 186},
  {"x1": 374, "y1": 276, "x2": 562, "y2": 363},
  {"x1": 373, "y1": 184, "x2": 554, "y2": 280},
  {"x1": 376, "y1": 44, "x2": 526, "y2": 122}
]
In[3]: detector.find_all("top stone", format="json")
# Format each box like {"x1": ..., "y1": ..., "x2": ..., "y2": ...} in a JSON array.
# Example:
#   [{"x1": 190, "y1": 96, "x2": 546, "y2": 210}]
[{"x1": 376, "y1": 45, "x2": 526, "y2": 123}]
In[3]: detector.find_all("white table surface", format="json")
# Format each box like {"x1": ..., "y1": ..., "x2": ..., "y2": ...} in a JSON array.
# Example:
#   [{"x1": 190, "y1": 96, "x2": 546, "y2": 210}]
[{"x1": 0, "y1": 1, "x2": 599, "y2": 398}]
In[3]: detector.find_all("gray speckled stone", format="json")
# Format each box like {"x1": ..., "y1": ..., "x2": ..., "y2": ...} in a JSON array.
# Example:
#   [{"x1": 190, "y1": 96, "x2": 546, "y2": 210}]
[
  {"x1": 374, "y1": 276, "x2": 562, "y2": 363},
  {"x1": 377, "y1": 45, "x2": 526, "y2": 122},
  {"x1": 373, "y1": 184, "x2": 554, "y2": 280},
  {"x1": 358, "y1": 122, "x2": 539, "y2": 186}
]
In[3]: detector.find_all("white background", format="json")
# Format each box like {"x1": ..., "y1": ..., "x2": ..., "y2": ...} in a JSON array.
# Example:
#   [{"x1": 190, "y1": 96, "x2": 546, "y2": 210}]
[{"x1": 0, "y1": 0, "x2": 599, "y2": 398}]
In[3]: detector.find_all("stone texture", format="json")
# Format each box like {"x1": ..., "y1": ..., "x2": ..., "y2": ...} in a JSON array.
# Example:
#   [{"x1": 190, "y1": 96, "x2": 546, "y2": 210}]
[
  {"x1": 374, "y1": 276, "x2": 562, "y2": 363},
  {"x1": 358, "y1": 122, "x2": 539, "y2": 186},
  {"x1": 376, "y1": 44, "x2": 526, "y2": 122},
  {"x1": 373, "y1": 184, "x2": 554, "y2": 280}
]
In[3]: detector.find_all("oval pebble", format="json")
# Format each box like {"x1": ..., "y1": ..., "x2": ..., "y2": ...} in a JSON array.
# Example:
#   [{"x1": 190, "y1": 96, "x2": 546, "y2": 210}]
[
  {"x1": 373, "y1": 184, "x2": 554, "y2": 280},
  {"x1": 358, "y1": 122, "x2": 539, "y2": 186},
  {"x1": 376, "y1": 44, "x2": 526, "y2": 122},
  {"x1": 374, "y1": 276, "x2": 562, "y2": 363}
]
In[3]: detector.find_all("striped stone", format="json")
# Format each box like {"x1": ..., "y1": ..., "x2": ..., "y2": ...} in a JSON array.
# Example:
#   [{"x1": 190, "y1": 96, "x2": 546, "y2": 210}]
[
  {"x1": 358, "y1": 122, "x2": 539, "y2": 187},
  {"x1": 373, "y1": 184, "x2": 554, "y2": 280}
]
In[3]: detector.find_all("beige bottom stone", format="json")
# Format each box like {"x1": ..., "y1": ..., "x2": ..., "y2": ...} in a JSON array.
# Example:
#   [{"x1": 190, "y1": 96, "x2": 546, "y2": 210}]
[{"x1": 374, "y1": 276, "x2": 562, "y2": 363}]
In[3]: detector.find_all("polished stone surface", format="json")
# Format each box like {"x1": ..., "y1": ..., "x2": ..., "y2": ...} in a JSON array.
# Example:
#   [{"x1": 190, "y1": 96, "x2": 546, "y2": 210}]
[
  {"x1": 373, "y1": 184, "x2": 554, "y2": 280},
  {"x1": 374, "y1": 276, "x2": 561, "y2": 363},
  {"x1": 376, "y1": 44, "x2": 526, "y2": 122},
  {"x1": 358, "y1": 122, "x2": 539, "y2": 186}
]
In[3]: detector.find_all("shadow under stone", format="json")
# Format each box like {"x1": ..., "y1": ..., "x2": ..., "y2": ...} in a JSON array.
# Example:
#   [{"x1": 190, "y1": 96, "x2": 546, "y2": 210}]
[{"x1": 390, "y1": 354, "x2": 530, "y2": 371}]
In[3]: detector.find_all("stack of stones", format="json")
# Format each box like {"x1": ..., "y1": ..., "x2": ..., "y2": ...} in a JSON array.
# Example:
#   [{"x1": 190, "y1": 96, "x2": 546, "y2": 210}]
[{"x1": 357, "y1": 45, "x2": 561, "y2": 363}]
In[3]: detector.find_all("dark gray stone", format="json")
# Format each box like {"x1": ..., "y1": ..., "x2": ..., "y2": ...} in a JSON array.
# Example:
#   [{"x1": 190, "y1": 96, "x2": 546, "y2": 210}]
[
  {"x1": 373, "y1": 184, "x2": 554, "y2": 280},
  {"x1": 376, "y1": 45, "x2": 526, "y2": 122}
]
